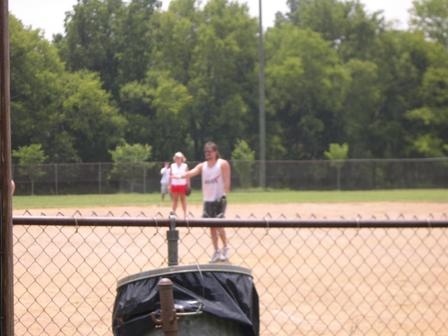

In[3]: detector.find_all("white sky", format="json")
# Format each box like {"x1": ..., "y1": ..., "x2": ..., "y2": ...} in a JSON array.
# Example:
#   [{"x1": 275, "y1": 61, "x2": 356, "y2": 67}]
[{"x1": 9, "y1": 0, "x2": 413, "y2": 40}]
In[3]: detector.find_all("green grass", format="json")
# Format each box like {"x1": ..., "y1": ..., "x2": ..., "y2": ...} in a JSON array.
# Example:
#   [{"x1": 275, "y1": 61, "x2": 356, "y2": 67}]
[{"x1": 12, "y1": 189, "x2": 448, "y2": 210}]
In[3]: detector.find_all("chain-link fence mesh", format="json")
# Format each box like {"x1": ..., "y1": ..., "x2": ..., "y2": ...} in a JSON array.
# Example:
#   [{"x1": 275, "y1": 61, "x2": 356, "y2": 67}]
[
  {"x1": 13, "y1": 213, "x2": 448, "y2": 335},
  {"x1": 12, "y1": 158, "x2": 448, "y2": 195}
]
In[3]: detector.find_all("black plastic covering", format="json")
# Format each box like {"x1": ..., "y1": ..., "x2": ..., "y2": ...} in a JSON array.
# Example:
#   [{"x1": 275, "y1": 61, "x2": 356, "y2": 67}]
[{"x1": 112, "y1": 264, "x2": 259, "y2": 336}]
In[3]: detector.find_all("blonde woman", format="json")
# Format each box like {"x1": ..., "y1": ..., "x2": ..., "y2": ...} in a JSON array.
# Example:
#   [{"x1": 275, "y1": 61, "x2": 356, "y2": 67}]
[{"x1": 169, "y1": 152, "x2": 190, "y2": 218}]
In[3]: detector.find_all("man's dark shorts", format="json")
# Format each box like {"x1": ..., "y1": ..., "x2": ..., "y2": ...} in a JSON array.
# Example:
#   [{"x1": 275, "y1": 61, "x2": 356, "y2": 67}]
[{"x1": 202, "y1": 196, "x2": 227, "y2": 218}]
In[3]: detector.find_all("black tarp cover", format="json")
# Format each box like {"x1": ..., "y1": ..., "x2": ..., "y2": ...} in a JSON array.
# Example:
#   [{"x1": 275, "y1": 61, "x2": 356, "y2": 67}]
[{"x1": 112, "y1": 264, "x2": 259, "y2": 336}]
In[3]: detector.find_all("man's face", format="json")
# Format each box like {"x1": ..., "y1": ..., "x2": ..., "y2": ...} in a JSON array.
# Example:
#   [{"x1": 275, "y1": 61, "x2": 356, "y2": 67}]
[{"x1": 204, "y1": 146, "x2": 215, "y2": 161}]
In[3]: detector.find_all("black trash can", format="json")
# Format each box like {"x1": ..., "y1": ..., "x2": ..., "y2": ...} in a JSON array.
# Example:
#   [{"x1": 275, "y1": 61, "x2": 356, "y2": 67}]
[{"x1": 112, "y1": 264, "x2": 259, "y2": 336}]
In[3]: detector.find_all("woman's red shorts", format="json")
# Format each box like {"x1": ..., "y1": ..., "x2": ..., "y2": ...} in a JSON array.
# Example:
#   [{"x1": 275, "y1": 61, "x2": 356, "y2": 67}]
[{"x1": 171, "y1": 184, "x2": 187, "y2": 194}]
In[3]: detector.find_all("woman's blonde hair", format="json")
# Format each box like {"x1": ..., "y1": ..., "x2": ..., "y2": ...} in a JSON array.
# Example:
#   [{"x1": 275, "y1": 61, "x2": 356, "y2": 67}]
[{"x1": 173, "y1": 152, "x2": 186, "y2": 162}]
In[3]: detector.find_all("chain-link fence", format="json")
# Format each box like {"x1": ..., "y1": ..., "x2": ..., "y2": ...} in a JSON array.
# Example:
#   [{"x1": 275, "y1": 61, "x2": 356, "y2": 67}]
[
  {"x1": 13, "y1": 213, "x2": 448, "y2": 335},
  {"x1": 12, "y1": 157, "x2": 448, "y2": 195}
]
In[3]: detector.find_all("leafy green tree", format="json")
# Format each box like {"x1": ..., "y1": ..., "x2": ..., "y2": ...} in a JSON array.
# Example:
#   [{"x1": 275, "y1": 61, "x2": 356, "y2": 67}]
[
  {"x1": 10, "y1": 15, "x2": 66, "y2": 150},
  {"x1": 410, "y1": 0, "x2": 448, "y2": 48},
  {"x1": 114, "y1": 0, "x2": 200, "y2": 160},
  {"x1": 11, "y1": 0, "x2": 448, "y2": 166},
  {"x1": 187, "y1": 0, "x2": 258, "y2": 158},
  {"x1": 60, "y1": 0, "x2": 125, "y2": 95},
  {"x1": 109, "y1": 142, "x2": 152, "y2": 191},
  {"x1": 231, "y1": 139, "x2": 255, "y2": 188},
  {"x1": 12, "y1": 144, "x2": 48, "y2": 195},
  {"x1": 119, "y1": 0, "x2": 258, "y2": 160},
  {"x1": 119, "y1": 70, "x2": 193, "y2": 160},
  {"x1": 406, "y1": 66, "x2": 448, "y2": 156},
  {"x1": 324, "y1": 142, "x2": 349, "y2": 160},
  {"x1": 119, "y1": 80, "x2": 155, "y2": 144},
  {"x1": 150, "y1": 0, "x2": 199, "y2": 84},
  {"x1": 283, "y1": 0, "x2": 385, "y2": 61},
  {"x1": 61, "y1": 70, "x2": 127, "y2": 162},
  {"x1": 264, "y1": 24, "x2": 350, "y2": 159},
  {"x1": 340, "y1": 59, "x2": 382, "y2": 158},
  {"x1": 11, "y1": 16, "x2": 75, "y2": 162},
  {"x1": 110, "y1": 142, "x2": 152, "y2": 168},
  {"x1": 368, "y1": 31, "x2": 443, "y2": 158},
  {"x1": 147, "y1": 70, "x2": 194, "y2": 159},
  {"x1": 324, "y1": 142, "x2": 349, "y2": 190},
  {"x1": 115, "y1": 0, "x2": 160, "y2": 87},
  {"x1": 10, "y1": 15, "x2": 126, "y2": 163},
  {"x1": 59, "y1": 0, "x2": 160, "y2": 97}
]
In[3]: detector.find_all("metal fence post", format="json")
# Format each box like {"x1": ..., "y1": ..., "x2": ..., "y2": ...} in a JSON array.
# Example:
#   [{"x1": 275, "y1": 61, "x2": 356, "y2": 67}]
[
  {"x1": 167, "y1": 213, "x2": 178, "y2": 266},
  {"x1": 54, "y1": 163, "x2": 59, "y2": 194},
  {"x1": 98, "y1": 162, "x2": 102, "y2": 194}
]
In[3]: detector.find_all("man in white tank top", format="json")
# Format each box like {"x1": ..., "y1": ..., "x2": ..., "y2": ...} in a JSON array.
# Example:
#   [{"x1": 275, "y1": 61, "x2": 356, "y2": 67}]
[{"x1": 182, "y1": 141, "x2": 231, "y2": 262}]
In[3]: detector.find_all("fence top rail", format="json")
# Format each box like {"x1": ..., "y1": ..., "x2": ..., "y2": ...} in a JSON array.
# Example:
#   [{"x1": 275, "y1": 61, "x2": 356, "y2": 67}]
[{"x1": 12, "y1": 216, "x2": 448, "y2": 228}]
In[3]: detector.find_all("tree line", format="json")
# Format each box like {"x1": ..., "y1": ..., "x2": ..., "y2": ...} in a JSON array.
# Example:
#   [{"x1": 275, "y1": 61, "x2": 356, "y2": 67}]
[{"x1": 9, "y1": 0, "x2": 448, "y2": 165}]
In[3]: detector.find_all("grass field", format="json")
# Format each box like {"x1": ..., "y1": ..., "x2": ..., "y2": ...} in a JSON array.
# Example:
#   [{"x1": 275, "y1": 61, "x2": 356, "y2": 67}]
[{"x1": 12, "y1": 189, "x2": 448, "y2": 209}]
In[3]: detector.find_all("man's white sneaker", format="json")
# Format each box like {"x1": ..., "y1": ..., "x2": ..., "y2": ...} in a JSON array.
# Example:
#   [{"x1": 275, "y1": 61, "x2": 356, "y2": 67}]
[
  {"x1": 220, "y1": 247, "x2": 230, "y2": 262},
  {"x1": 210, "y1": 249, "x2": 222, "y2": 263}
]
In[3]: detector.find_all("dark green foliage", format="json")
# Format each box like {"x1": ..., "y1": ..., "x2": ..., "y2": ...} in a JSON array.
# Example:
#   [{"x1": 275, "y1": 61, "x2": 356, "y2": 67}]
[{"x1": 9, "y1": 0, "x2": 448, "y2": 165}]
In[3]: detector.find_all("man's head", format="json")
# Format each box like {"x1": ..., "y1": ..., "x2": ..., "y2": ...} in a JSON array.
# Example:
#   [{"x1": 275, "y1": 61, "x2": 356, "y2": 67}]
[{"x1": 204, "y1": 141, "x2": 220, "y2": 161}]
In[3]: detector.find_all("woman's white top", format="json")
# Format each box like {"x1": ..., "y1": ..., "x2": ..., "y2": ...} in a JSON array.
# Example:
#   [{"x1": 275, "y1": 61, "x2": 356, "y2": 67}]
[{"x1": 170, "y1": 163, "x2": 188, "y2": 186}]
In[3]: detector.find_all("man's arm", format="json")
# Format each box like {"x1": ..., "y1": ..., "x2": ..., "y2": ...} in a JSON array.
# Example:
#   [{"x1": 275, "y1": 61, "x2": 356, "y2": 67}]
[
  {"x1": 221, "y1": 160, "x2": 231, "y2": 194},
  {"x1": 183, "y1": 162, "x2": 203, "y2": 178}
]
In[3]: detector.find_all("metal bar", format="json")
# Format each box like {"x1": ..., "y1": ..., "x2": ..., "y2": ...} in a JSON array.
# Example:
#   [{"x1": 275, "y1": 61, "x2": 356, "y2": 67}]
[
  {"x1": 0, "y1": 0, "x2": 15, "y2": 334},
  {"x1": 158, "y1": 278, "x2": 178, "y2": 336},
  {"x1": 12, "y1": 216, "x2": 448, "y2": 228},
  {"x1": 258, "y1": 0, "x2": 266, "y2": 189}
]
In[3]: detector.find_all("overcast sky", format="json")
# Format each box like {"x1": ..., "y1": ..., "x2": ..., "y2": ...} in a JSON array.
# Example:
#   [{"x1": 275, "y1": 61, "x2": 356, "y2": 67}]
[{"x1": 9, "y1": 0, "x2": 413, "y2": 40}]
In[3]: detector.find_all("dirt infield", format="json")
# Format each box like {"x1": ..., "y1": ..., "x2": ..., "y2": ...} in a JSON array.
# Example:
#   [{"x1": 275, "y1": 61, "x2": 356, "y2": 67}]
[
  {"x1": 14, "y1": 201, "x2": 448, "y2": 219},
  {"x1": 12, "y1": 201, "x2": 448, "y2": 335}
]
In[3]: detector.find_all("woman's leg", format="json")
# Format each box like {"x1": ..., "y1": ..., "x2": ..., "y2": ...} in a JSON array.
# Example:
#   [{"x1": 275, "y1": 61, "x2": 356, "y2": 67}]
[
  {"x1": 171, "y1": 193, "x2": 179, "y2": 213},
  {"x1": 180, "y1": 194, "x2": 187, "y2": 217}
]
